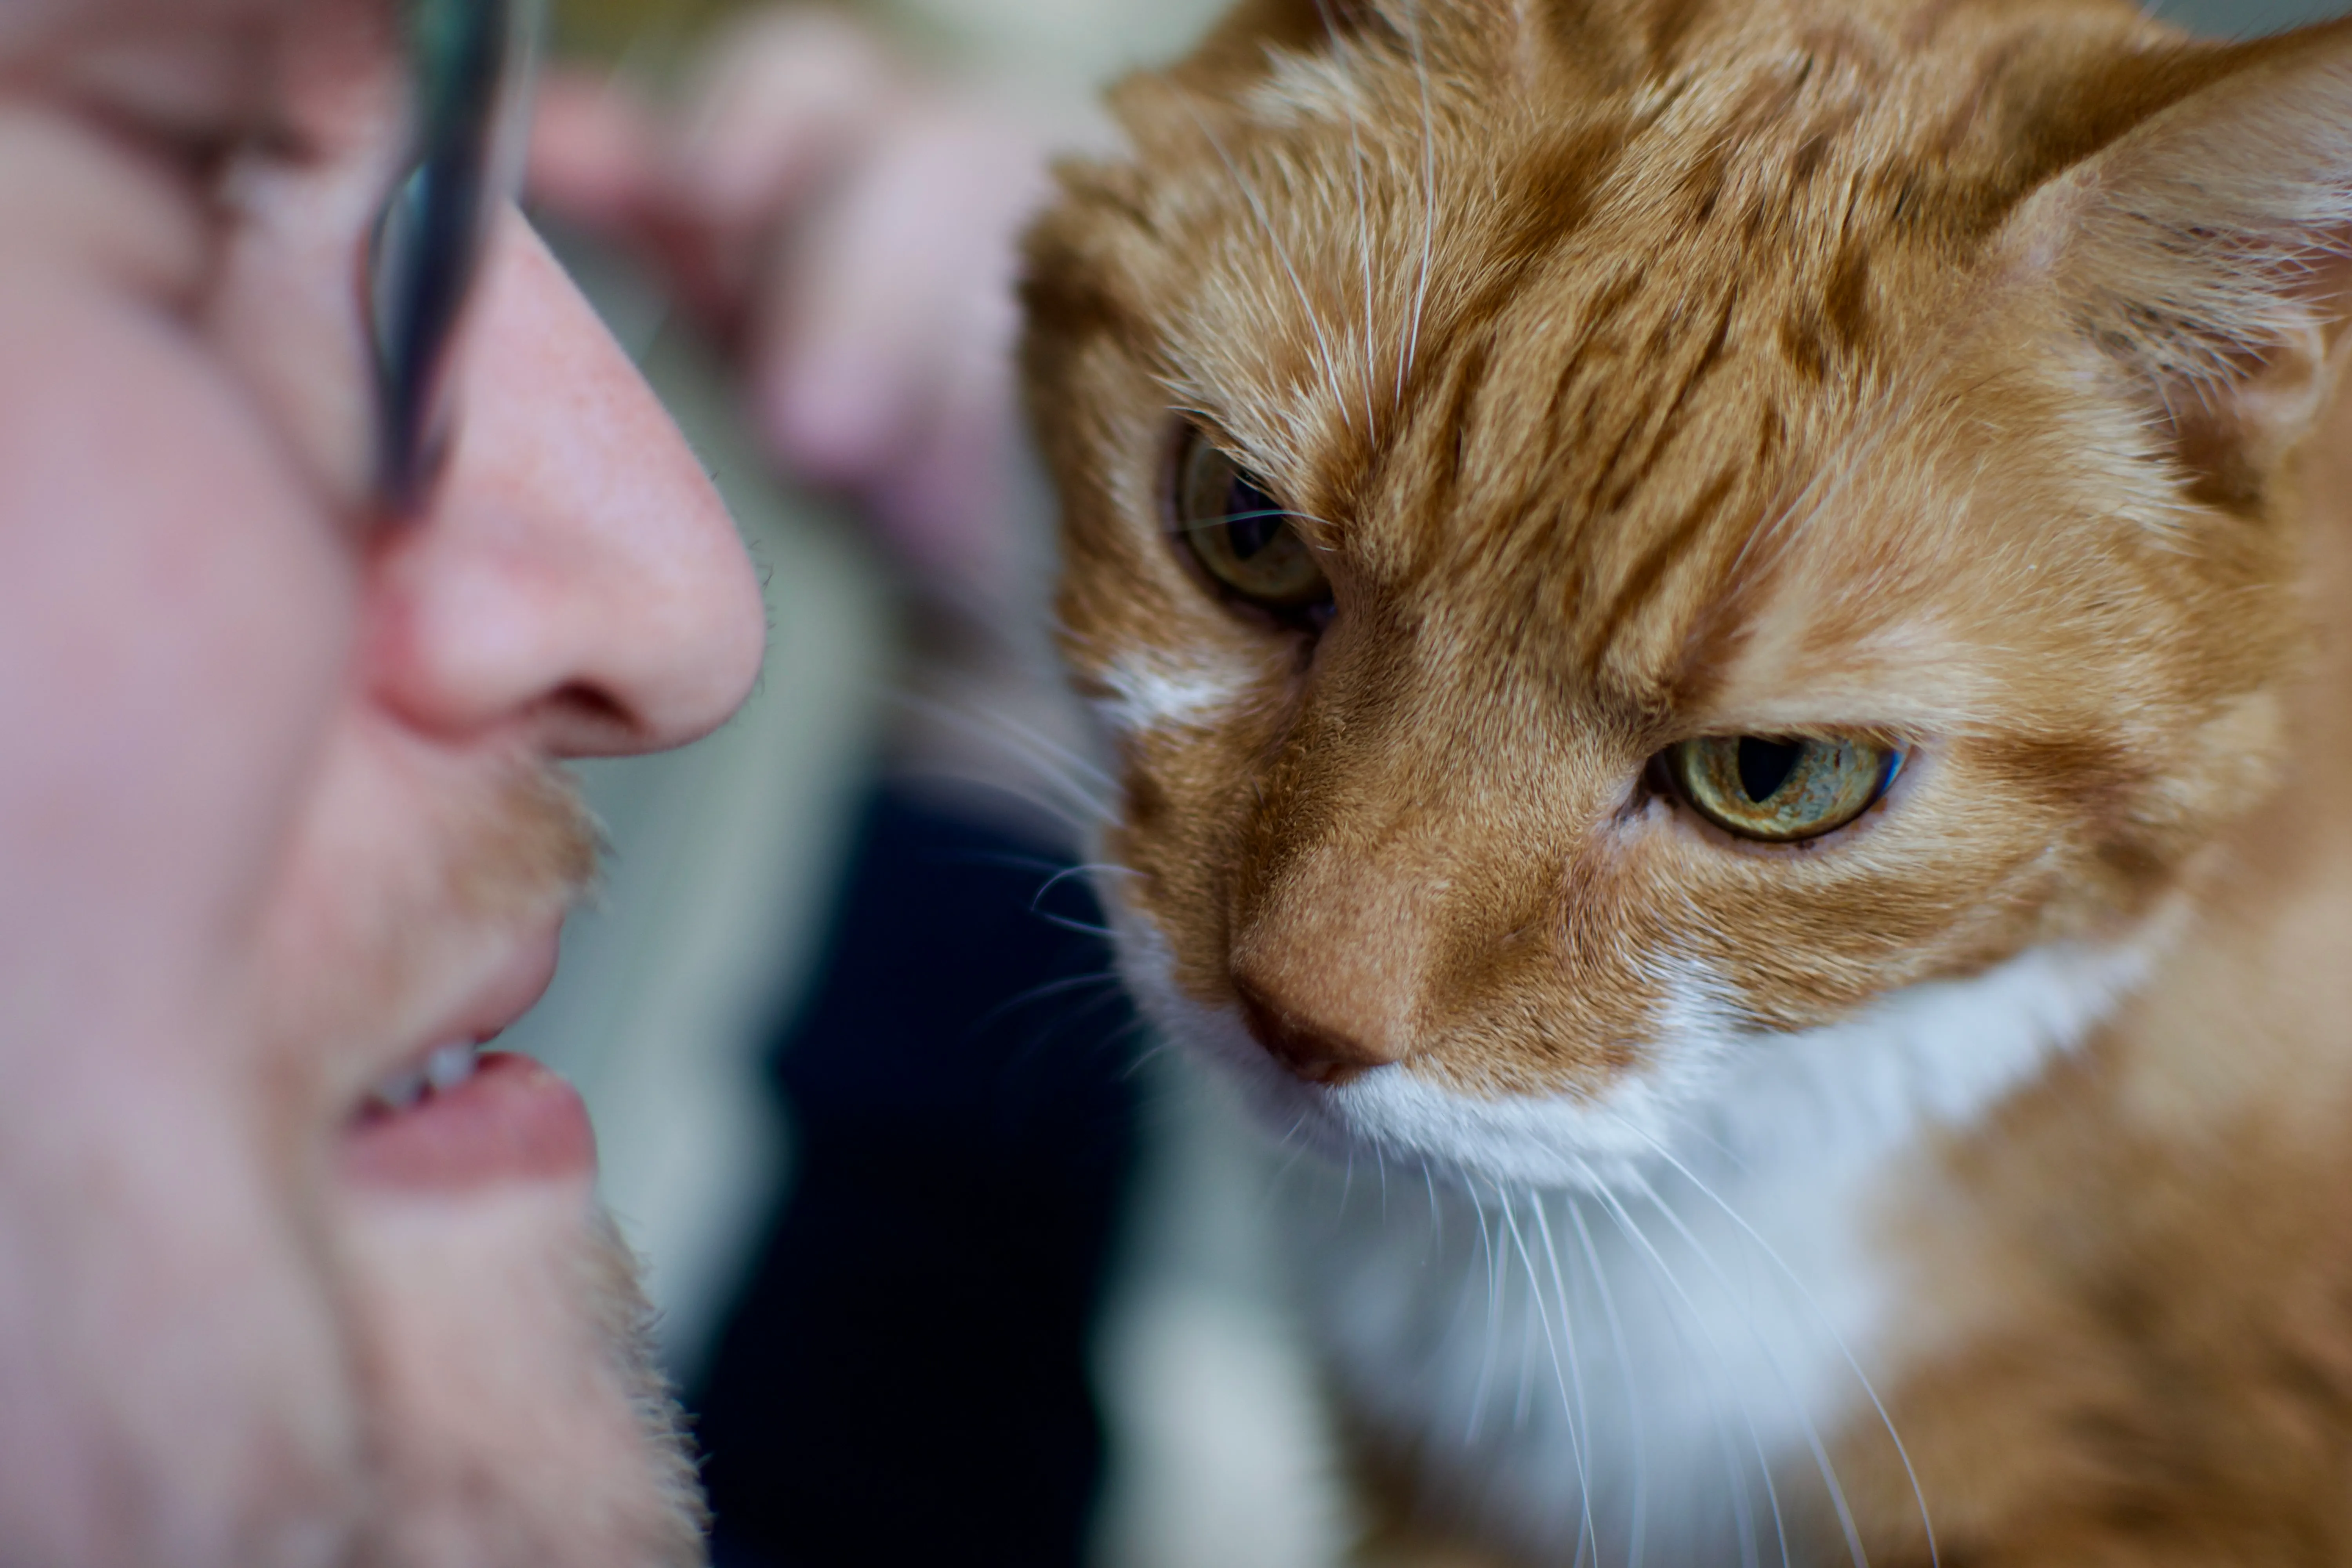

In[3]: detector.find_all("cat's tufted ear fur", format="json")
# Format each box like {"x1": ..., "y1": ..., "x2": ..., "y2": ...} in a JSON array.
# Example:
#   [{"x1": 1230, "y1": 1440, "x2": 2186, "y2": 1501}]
[{"x1": 2013, "y1": 19, "x2": 2352, "y2": 509}]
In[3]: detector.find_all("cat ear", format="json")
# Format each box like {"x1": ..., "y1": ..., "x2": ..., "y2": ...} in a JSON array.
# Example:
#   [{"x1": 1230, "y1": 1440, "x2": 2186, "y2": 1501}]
[{"x1": 2009, "y1": 21, "x2": 2352, "y2": 506}]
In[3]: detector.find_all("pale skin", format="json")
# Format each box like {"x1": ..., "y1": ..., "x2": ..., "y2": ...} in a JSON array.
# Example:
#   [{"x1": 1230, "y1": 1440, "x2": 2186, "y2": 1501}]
[{"x1": 0, "y1": 2, "x2": 765, "y2": 1563}]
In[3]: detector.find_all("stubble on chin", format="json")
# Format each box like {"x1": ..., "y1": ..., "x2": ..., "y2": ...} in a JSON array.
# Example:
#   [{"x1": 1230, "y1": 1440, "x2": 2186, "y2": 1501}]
[{"x1": 334, "y1": 1185, "x2": 707, "y2": 1568}]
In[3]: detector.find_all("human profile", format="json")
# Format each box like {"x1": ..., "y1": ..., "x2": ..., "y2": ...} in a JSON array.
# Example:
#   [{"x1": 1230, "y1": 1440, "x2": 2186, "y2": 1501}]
[{"x1": 0, "y1": 0, "x2": 765, "y2": 1561}]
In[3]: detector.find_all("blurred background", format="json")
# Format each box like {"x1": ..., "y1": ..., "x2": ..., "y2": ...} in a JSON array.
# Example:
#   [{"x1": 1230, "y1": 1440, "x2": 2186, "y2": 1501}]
[{"x1": 505, "y1": 0, "x2": 2352, "y2": 1563}]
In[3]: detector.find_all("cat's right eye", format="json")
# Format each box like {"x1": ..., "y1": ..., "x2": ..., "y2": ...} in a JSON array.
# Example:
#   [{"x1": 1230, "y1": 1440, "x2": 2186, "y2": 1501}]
[
  {"x1": 1659, "y1": 735, "x2": 1898, "y2": 844},
  {"x1": 1171, "y1": 430, "x2": 1332, "y2": 624}
]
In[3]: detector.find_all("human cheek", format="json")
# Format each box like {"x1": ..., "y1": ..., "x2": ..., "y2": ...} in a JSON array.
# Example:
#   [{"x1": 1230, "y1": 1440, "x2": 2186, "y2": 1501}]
[
  {"x1": 0, "y1": 267, "x2": 358, "y2": 1062},
  {"x1": 0, "y1": 268, "x2": 370, "y2": 1566}
]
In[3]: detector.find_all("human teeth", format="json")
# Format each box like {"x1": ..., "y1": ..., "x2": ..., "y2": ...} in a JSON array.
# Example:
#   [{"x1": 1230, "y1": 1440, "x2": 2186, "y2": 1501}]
[
  {"x1": 365, "y1": 1044, "x2": 480, "y2": 1115},
  {"x1": 423, "y1": 1043, "x2": 479, "y2": 1093},
  {"x1": 369, "y1": 1066, "x2": 426, "y2": 1112}
]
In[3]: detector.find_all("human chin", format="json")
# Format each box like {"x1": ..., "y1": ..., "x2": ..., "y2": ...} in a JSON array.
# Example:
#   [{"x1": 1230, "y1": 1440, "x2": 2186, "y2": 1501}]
[{"x1": 333, "y1": 1191, "x2": 703, "y2": 1568}]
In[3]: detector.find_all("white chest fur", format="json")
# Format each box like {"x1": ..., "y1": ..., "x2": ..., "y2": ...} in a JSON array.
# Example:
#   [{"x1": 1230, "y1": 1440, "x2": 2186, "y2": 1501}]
[
  {"x1": 1289, "y1": 1135, "x2": 1900, "y2": 1565},
  {"x1": 1122, "y1": 928, "x2": 2160, "y2": 1566}
]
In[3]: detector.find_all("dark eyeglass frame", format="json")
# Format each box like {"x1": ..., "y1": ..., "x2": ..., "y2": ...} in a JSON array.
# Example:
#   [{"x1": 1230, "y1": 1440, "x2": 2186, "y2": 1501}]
[{"x1": 368, "y1": 0, "x2": 544, "y2": 514}]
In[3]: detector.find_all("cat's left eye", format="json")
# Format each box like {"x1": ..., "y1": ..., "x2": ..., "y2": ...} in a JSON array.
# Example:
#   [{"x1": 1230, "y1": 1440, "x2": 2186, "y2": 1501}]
[
  {"x1": 1171, "y1": 430, "x2": 1332, "y2": 623},
  {"x1": 1659, "y1": 736, "x2": 1898, "y2": 843}
]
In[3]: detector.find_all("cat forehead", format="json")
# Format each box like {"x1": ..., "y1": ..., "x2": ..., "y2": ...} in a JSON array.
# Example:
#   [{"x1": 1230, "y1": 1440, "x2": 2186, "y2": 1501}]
[
  {"x1": 1136, "y1": 0, "x2": 2195, "y2": 446},
  {"x1": 1093, "y1": 0, "x2": 2200, "y2": 711}
]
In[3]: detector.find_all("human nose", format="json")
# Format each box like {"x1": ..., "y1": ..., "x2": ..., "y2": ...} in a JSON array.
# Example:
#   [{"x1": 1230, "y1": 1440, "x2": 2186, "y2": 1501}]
[{"x1": 366, "y1": 214, "x2": 767, "y2": 756}]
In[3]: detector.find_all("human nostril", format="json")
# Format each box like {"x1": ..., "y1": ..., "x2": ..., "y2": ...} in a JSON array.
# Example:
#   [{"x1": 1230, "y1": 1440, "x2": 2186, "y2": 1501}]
[
  {"x1": 536, "y1": 680, "x2": 635, "y2": 750},
  {"x1": 1234, "y1": 975, "x2": 1394, "y2": 1087}
]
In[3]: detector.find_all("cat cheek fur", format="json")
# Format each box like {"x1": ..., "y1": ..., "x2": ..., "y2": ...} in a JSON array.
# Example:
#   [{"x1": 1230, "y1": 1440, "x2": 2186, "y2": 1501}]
[{"x1": 1111, "y1": 886, "x2": 2168, "y2": 1191}]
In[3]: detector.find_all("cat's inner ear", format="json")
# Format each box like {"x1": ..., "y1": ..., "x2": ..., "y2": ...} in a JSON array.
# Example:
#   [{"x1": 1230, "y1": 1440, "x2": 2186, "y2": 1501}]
[{"x1": 2013, "y1": 21, "x2": 2352, "y2": 510}]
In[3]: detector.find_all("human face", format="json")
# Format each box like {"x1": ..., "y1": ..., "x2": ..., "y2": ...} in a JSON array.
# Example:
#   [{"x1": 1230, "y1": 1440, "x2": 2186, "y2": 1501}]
[{"x1": 0, "y1": 2, "x2": 766, "y2": 1565}]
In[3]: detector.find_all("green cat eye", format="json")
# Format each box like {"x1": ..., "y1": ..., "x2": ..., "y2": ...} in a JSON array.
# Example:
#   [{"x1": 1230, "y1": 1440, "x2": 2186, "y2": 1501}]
[
  {"x1": 1172, "y1": 431, "x2": 1332, "y2": 619},
  {"x1": 1662, "y1": 735, "x2": 1897, "y2": 843}
]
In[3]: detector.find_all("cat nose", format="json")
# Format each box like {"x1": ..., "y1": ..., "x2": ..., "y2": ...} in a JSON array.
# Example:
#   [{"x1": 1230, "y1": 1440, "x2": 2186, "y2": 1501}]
[{"x1": 1233, "y1": 973, "x2": 1406, "y2": 1086}]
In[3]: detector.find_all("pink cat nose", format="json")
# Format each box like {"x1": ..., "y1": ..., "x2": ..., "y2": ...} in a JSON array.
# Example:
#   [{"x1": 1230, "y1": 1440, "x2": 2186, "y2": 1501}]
[{"x1": 1233, "y1": 975, "x2": 1405, "y2": 1087}]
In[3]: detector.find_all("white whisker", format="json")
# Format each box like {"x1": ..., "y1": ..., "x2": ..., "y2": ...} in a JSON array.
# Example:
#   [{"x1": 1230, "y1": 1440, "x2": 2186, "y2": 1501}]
[
  {"x1": 1031, "y1": 862, "x2": 1144, "y2": 906},
  {"x1": 886, "y1": 698, "x2": 1115, "y2": 832},
  {"x1": 1399, "y1": 0, "x2": 1437, "y2": 404},
  {"x1": 1181, "y1": 102, "x2": 1357, "y2": 434},
  {"x1": 1033, "y1": 910, "x2": 1118, "y2": 939},
  {"x1": 1499, "y1": 1189, "x2": 1540, "y2": 1431},
  {"x1": 911, "y1": 774, "x2": 1110, "y2": 838},
  {"x1": 991, "y1": 971, "x2": 1126, "y2": 1011},
  {"x1": 1530, "y1": 1196, "x2": 1603, "y2": 1568},
  {"x1": 1566, "y1": 1194, "x2": 1647, "y2": 1568},
  {"x1": 1610, "y1": 1166, "x2": 1804, "y2": 1568},
  {"x1": 1315, "y1": 4, "x2": 1382, "y2": 439},
  {"x1": 1261, "y1": 1115, "x2": 1317, "y2": 1215},
  {"x1": 1499, "y1": 1187, "x2": 1599, "y2": 1563},
  {"x1": 892, "y1": 690, "x2": 1116, "y2": 790},
  {"x1": 1612, "y1": 1116, "x2": 1938, "y2": 1568},
  {"x1": 1466, "y1": 1184, "x2": 1506, "y2": 1441},
  {"x1": 1425, "y1": 1160, "x2": 1446, "y2": 1259},
  {"x1": 1573, "y1": 1160, "x2": 1771, "y2": 1568}
]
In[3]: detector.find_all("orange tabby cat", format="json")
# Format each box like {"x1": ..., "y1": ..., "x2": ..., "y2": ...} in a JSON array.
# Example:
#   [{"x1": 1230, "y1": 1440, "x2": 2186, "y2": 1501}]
[{"x1": 1020, "y1": 0, "x2": 2352, "y2": 1561}]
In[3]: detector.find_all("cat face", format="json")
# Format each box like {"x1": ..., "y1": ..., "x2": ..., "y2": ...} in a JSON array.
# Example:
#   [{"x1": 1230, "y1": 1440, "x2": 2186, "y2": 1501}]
[{"x1": 1022, "y1": 0, "x2": 2352, "y2": 1183}]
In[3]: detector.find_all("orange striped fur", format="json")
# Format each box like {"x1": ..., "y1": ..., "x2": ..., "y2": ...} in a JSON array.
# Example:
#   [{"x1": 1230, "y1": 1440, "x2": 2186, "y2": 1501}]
[{"x1": 1021, "y1": 1, "x2": 2352, "y2": 1560}]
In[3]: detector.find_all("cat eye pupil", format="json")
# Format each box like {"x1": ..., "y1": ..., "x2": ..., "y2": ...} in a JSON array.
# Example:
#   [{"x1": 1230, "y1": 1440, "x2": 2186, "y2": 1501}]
[
  {"x1": 1661, "y1": 734, "x2": 1898, "y2": 844},
  {"x1": 1224, "y1": 485, "x2": 1284, "y2": 561},
  {"x1": 1736, "y1": 737, "x2": 1802, "y2": 804},
  {"x1": 1169, "y1": 428, "x2": 1334, "y2": 621}
]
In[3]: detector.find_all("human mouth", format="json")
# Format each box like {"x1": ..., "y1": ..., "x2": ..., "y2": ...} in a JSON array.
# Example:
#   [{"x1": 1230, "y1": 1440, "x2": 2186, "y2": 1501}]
[
  {"x1": 363, "y1": 1039, "x2": 490, "y2": 1114},
  {"x1": 340, "y1": 934, "x2": 596, "y2": 1193}
]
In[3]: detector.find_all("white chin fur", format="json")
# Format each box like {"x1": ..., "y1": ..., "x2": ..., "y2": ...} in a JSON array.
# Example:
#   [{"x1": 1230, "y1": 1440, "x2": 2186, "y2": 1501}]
[{"x1": 1111, "y1": 913, "x2": 2159, "y2": 1192}]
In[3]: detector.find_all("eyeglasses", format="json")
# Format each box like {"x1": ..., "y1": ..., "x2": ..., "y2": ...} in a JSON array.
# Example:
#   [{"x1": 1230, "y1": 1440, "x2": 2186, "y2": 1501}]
[{"x1": 369, "y1": 0, "x2": 544, "y2": 513}]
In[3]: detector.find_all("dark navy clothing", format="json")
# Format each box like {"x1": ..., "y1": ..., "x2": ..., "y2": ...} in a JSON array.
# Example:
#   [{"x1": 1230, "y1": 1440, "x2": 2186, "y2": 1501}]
[{"x1": 693, "y1": 786, "x2": 1140, "y2": 1568}]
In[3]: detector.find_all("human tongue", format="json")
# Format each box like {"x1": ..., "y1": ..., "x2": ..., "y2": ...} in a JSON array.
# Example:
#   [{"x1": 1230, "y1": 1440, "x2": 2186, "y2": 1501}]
[{"x1": 342, "y1": 1051, "x2": 595, "y2": 1192}]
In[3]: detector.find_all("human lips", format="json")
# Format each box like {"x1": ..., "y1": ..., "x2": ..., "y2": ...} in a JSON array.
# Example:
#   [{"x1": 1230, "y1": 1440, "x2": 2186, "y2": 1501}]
[{"x1": 340, "y1": 930, "x2": 596, "y2": 1192}]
